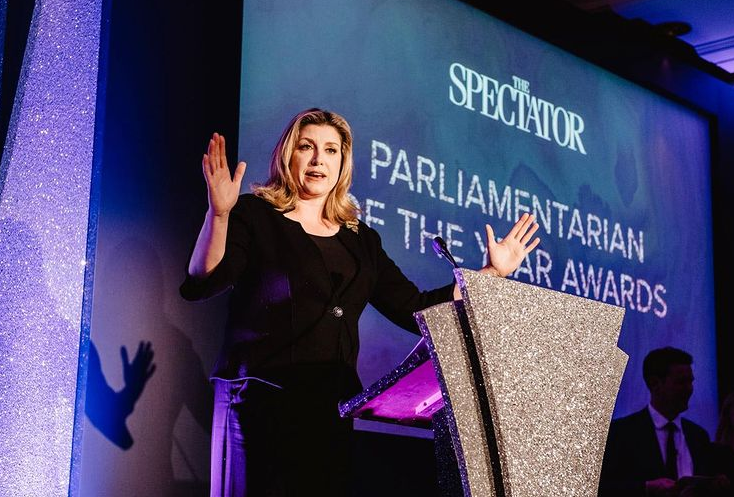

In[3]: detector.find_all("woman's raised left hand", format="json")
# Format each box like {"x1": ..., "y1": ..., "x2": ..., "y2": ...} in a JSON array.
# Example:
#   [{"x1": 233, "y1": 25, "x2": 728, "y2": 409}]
[{"x1": 481, "y1": 213, "x2": 540, "y2": 277}]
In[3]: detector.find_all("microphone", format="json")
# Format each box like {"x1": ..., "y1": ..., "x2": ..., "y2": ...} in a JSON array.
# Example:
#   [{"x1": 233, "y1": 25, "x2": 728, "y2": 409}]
[{"x1": 432, "y1": 236, "x2": 459, "y2": 269}]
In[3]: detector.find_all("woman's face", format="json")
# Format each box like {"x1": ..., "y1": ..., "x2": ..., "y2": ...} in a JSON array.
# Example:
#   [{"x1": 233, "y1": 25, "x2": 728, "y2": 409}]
[{"x1": 290, "y1": 124, "x2": 342, "y2": 202}]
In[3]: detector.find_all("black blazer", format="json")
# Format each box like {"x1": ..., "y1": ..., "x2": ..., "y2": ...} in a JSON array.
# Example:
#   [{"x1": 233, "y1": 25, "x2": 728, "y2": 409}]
[
  {"x1": 181, "y1": 194, "x2": 454, "y2": 383},
  {"x1": 598, "y1": 407, "x2": 715, "y2": 497}
]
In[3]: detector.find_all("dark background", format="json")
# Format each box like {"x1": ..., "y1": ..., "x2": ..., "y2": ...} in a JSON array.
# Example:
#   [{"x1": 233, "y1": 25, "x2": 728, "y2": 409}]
[{"x1": 0, "y1": 0, "x2": 35, "y2": 193}]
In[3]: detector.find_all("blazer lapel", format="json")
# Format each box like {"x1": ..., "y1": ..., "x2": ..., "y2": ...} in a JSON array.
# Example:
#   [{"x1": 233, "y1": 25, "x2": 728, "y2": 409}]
[
  {"x1": 335, "y1": 225, "x2": 366, "y2": 297},
  {"x1": 682, "y1": 420, "x2": 707, "y2": 475}
]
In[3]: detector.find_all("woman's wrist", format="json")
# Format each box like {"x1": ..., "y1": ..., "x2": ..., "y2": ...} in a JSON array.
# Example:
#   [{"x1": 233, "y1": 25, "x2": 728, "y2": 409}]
[
  {"x1": 207, "y1": 207, "x2": 231, "y2": 223},
  {"x1": 480, "y1": 266, "x2": 502, "y2": 278}
]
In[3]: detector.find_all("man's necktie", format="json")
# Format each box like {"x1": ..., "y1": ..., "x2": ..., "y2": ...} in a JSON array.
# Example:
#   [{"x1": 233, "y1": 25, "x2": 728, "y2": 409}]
[{"x1": 664, "y1": 421, "x2": 678, "y2": 480}]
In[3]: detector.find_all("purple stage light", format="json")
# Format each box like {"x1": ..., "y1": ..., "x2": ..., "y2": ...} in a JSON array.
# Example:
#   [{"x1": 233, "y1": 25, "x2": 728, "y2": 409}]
[{"x1": 0, "y1": 0, "x2": 104, "y2": 495}]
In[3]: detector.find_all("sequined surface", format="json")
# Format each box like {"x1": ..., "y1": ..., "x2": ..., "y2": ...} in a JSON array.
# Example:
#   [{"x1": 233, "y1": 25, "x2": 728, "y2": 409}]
[
  {"x1": 0, "y1": 1, "x2": 103, "y2": 495},
  {"x1": 464, "y1": 269, "x2": 626, "y2": 496},
  {"x1": 417, "y1": 269, "x2": 626, "y2": 497},
  {"x1": 418, "y1": 302, "x2": 496, "y2": 497}
]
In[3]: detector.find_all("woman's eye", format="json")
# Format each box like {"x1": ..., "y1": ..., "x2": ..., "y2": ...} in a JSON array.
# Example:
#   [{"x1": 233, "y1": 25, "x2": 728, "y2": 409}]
[
  {"x1": 326, "y1": 148, "x2": 338, "y2": 154},
  {"x1": 298, "y1": 144, "x2": 312, "y2": 150}
]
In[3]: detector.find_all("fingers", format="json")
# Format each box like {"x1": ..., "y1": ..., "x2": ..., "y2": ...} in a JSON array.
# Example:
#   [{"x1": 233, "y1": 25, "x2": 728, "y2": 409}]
[
  {"x1": 525, "y1": 237, "x2": 541, "y2": 253},
  {"x1": 206, "y1": 132, "x2": 228, "y2": 171},
  {"x1": 515, "y1": 214, "x2": 540, "y2": 252},
  {"x1": 484, "y1": 223, "x2": 496, "y2": 246},
  {"x1": 203, "y1": 132, "x2": 237, "y2": 184},
  {"x1": 508, "y1": 213, "x2": 534, "y2": 239},
  {"x1": 120, "y1": 346, "x2": 129, "y2": 367},
  {"x1": 203, "y1": 135, "x2": 218, "y2": 180},
  {"x1": 202, "y1": 153, "x2": 211, "y2": 177},
  {"x1": 140, "y1": 341, "x2": 153, "y2": 360},
  {"x1": 519, "y1": 221, "x2": 539, "y2": 245},
  {"x1": 233, "y1": 161, "x2": 247, "y2": 188},
  {"x1": 141, "y1": 341, "x2": 156, "y2": 379},
  {"x1": 488, "y1": 216, "x2": 538, "y2": 244},
  {"x1": 488, "y1": 214, "x2": 541, "y2": 251},
  {"x1": 207, "y1": 134, "x2": 219, "y2": 168},
  {"x1": 218, "y1": 134, "x2": 228, "y2": 169}
]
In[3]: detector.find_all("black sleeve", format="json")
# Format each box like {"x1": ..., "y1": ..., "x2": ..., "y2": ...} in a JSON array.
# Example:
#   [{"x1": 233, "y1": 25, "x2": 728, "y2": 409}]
[
  {"x1": 179, "y1": 195, "x2": 252, "y2": 301},
  {"x1": 367, "y1": 226, "x2": 454, "y2": 334}
]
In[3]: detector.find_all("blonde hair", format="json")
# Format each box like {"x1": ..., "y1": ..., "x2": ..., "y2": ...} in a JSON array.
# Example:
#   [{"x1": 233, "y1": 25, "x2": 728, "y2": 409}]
[
  {"x1": 716, "y1": 392, "x2": 734, "y2": 448},
  {"x1": 253, "y1": 108, "x2": 359, "y2": 225}
]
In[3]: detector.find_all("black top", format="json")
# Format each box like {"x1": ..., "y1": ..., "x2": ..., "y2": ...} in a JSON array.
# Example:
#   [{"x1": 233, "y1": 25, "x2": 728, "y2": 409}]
[
  {"x1": 180, "y1": 194, "x2": 454, "y2": 391},
  {"x1": 308, "y1": 233, "x2": 357, "y2": 296}
]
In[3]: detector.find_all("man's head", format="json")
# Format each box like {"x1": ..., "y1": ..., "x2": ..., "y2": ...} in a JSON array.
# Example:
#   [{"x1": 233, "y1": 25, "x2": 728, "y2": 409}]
[{"x1": 643, "y1": 346, "x2": 694, "y2": 420}]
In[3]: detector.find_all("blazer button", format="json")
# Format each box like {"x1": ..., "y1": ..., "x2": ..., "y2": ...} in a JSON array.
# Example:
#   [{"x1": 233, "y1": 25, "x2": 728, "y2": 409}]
[{"x1": 332, "y1": 306, "x2": 344, "y2": 318}]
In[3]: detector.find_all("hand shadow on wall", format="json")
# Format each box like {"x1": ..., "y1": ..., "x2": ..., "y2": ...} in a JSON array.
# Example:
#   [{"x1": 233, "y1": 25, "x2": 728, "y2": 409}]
[
  {"x1": 81, "y1": 238, "x2": 214, "y2": 496},
  {"x1": 85, "y1": 340, "x2": 156, "y2": 449}
]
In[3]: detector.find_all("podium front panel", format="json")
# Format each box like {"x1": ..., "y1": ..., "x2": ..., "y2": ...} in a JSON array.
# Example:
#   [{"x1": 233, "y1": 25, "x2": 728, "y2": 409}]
[{"x1": 417, "y1": 269, "x2": 627, "y2": 497}]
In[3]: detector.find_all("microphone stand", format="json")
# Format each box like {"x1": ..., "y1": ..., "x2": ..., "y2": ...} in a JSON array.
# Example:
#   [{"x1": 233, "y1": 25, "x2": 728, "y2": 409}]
[{"x1": 432, "y1": 236, "x2": 459, "y2": 269}]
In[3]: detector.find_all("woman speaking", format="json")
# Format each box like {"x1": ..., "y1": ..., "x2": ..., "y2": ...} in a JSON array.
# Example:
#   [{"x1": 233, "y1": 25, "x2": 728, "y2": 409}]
[{"x1": 181, "y1": 108, "x2": 539, "y2": 496}]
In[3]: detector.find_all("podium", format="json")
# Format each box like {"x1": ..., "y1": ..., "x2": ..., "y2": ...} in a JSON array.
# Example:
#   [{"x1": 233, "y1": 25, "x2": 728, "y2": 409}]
[{"x1": 340, "y1": 269, "x2": 627, "y2": 497}]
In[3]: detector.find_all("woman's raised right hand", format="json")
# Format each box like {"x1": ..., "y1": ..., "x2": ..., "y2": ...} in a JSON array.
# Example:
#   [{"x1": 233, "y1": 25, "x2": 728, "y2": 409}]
[{"x1": 202, "y1": 132, "x2": 246, "y2": 217}]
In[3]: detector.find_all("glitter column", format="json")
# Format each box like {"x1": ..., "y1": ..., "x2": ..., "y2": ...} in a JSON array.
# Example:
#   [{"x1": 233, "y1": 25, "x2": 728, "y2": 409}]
[{"x1": 0, "y1": 0, "x2": 104, "y2": 495}]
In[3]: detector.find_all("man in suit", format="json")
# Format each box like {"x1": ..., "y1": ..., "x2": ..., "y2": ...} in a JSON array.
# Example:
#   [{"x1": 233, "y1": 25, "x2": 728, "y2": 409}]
[{"x1": 598, "y1": 346, "x2": 722, "y2": 496}]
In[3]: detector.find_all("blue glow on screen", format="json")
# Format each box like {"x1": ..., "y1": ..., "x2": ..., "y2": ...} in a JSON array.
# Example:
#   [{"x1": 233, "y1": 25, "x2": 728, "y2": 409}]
[{"x1": 238, "y1": 0, "x2": 716, "y2": 436}]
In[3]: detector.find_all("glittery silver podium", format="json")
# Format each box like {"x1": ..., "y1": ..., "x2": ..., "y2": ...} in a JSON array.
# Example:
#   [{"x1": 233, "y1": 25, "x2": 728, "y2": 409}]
[
  {"x1": 415, "y1": 268, "x2": 627, "y2": 497},
  {"x1": 340, "y1": 268, "x2": 626, "y2": 496}
]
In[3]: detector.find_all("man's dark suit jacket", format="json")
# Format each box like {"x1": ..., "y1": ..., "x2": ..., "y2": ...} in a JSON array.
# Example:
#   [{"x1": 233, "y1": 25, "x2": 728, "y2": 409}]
[
  {"x1": 598, "y1": 407, "x2": 715, "y2": 497},
  {"x1": 180, "y1": 194, "x2": 454, "y2": 385}
]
